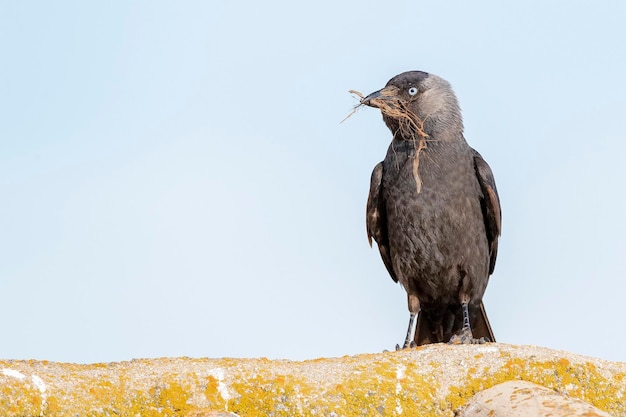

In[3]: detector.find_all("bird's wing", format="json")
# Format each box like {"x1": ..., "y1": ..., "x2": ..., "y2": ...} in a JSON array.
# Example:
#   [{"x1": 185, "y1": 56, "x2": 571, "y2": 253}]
[
  {"x1": 472, "y1": 149, "x2": 502, "y2": 275},
  {"x1": 366, "y1": 162, "x2": 398, "y2": 282}
]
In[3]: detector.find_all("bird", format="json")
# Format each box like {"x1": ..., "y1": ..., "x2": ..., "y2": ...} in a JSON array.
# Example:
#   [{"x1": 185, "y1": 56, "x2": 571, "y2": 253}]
[{"x1": 360, "y1": 71, "x2": 501, "y2": 348}]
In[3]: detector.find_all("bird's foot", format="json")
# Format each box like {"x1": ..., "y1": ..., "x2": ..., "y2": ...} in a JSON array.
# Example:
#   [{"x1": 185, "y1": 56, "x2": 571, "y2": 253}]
[
  {"x1": 448, "y1": 328, "x2": 490, "y2": 345},
  {"x1": 395, "y1": 340, "x2": 417, "y2": 350},
  {"x1": 448, "y1": 328, "x2": 491, "y2": 345},
  {"x1": 448, "y1": 301, "x2": 492, "y2": 344}
]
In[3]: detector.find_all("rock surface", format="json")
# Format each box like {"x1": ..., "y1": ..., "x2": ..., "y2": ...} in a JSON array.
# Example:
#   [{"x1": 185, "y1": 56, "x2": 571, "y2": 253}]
[
  {"x1": 459, "y1": 380, "x2": 612, "y2": 417},
  {"x1": 1, "y1": 344, "x2": 625, "y2": 416}
]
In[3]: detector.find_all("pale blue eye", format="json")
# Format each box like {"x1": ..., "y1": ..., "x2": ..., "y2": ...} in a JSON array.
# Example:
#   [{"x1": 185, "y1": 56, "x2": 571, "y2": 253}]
[{"x1": 408, "y1": 87, "x2": 418, "y2": 96}]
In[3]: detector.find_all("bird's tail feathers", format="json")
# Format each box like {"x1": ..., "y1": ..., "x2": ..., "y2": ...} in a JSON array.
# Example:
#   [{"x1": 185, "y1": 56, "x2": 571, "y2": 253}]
[{"x1": 414, "y1": 301, "x2": 495, "y2": 345}]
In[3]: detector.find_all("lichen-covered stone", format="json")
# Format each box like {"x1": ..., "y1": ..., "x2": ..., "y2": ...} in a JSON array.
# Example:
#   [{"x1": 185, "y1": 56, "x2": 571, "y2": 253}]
[
  {"x1": 1, "y1": 344, "x2": 625, "y2": 416},
  {"x1": 458, "y1": 380, "x2": 612, "y2": 417}
]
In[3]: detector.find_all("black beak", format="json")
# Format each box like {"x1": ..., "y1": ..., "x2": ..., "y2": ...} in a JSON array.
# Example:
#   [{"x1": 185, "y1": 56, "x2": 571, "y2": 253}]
[{"x1": 361, "y1": 89, "x2": 382, "y2": 107}]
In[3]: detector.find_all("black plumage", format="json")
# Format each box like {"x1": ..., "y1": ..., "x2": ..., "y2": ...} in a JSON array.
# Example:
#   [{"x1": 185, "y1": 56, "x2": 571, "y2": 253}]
[{"x1": 362, "y1": 71, "x2": 501, "y2": 347}]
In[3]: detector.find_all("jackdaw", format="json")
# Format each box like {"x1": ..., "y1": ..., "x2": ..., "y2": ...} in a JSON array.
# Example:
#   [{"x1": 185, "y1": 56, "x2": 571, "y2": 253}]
[{"x1": 361, "y1": 71, "x2": 501, "y2": 347}]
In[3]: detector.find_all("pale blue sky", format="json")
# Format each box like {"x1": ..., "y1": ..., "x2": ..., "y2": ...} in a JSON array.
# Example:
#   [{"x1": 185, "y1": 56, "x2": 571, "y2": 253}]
[{"x1": 1, "y1": 1, "x2": 625, "y2": 364}]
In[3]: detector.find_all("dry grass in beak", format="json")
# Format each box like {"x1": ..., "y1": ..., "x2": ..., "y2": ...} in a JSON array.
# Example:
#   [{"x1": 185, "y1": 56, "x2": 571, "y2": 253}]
[
  {"x1": 342, "y1": 88, "x2": 429, "y2": 193},
  {"x1": 348, "y1": 89, "x2": 365, "y2": 99},
  {"x1": 377, "y1": 101, "x2": 428, "y2": 139},
  {"x1": 377, "y1": 101, "x2": 429, "y2": 193},
  {"x1": 340, "y1": 90, "x2": 366, "y2": 123}
]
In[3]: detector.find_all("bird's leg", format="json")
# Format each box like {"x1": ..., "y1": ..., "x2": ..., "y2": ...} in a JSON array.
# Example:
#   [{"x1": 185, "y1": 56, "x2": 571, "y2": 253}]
[
  {"x1": 462, "y1": 301, "x2": 471, "y2": 330},
  {"x1": 396, "y1": 312, "x2": 417, "y2": 350},
  {"x1": 449, "y1": 300, "x2": 488, "y2": 345},
  {"x1": 396, "y1": 294, "x2": 419, "y2": 350}
]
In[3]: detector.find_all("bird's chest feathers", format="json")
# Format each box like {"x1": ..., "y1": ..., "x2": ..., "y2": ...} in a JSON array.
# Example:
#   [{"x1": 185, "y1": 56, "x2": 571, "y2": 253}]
[
  {"x1": 384, "y1": 141, "x2": 458, "y2": 190},
  {"x1": 382, "y1": 142, "x2": 477, "y2": 225},
  {"x1": 382, "y1": 144, "x2": 483, "y2": 283},
  {"x1": 385, "y1": 138, "x2": 429, "y2": 194}
]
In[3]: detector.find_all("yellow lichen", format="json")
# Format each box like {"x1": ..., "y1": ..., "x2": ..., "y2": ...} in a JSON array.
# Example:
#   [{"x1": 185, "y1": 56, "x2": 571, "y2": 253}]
[
  {"x1": 446, "y1": 356, "x2": 626, "y2": 415},
  {"x1": 150, "y1": 381, "x2": 191, "y2": 414},
  {"x1": 204, "y1": 375, "x2": 225, "y2": 409},
  {"x1": 229, "y1": 374, "x2": 315, "y2": 417}
]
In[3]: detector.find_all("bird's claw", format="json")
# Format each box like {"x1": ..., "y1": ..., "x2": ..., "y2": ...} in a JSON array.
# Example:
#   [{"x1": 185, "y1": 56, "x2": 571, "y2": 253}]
[
  {"x1": 395, "y1": 340, "x2": 417, "y2": 350},
  {"x1": 449, "y1": 329, "x2": 490, "y2": 345}
]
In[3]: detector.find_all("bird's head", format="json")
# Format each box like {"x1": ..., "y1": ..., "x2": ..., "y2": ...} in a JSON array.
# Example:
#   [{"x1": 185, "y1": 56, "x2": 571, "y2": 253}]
[{"x1": 361, "y1": 71, "x2": 463, "y2": 142}]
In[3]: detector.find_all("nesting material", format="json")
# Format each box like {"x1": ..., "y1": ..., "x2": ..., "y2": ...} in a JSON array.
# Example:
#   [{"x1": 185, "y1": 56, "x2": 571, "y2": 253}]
[
  {"x1": 340, "y1": 90, "x2": 365, "y2": 123},
  {"x1": 345, "y1": 88, "x2": 429, "y2": 193}
]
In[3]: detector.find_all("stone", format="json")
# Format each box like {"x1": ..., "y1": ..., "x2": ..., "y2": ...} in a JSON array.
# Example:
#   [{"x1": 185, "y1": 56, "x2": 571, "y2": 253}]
[
  {"x1": 458, "y1": 380, "x2": 612, "y2": 417},
  {"x1": 1, "y1": 344, "x2": 624, "y2": 416}
]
